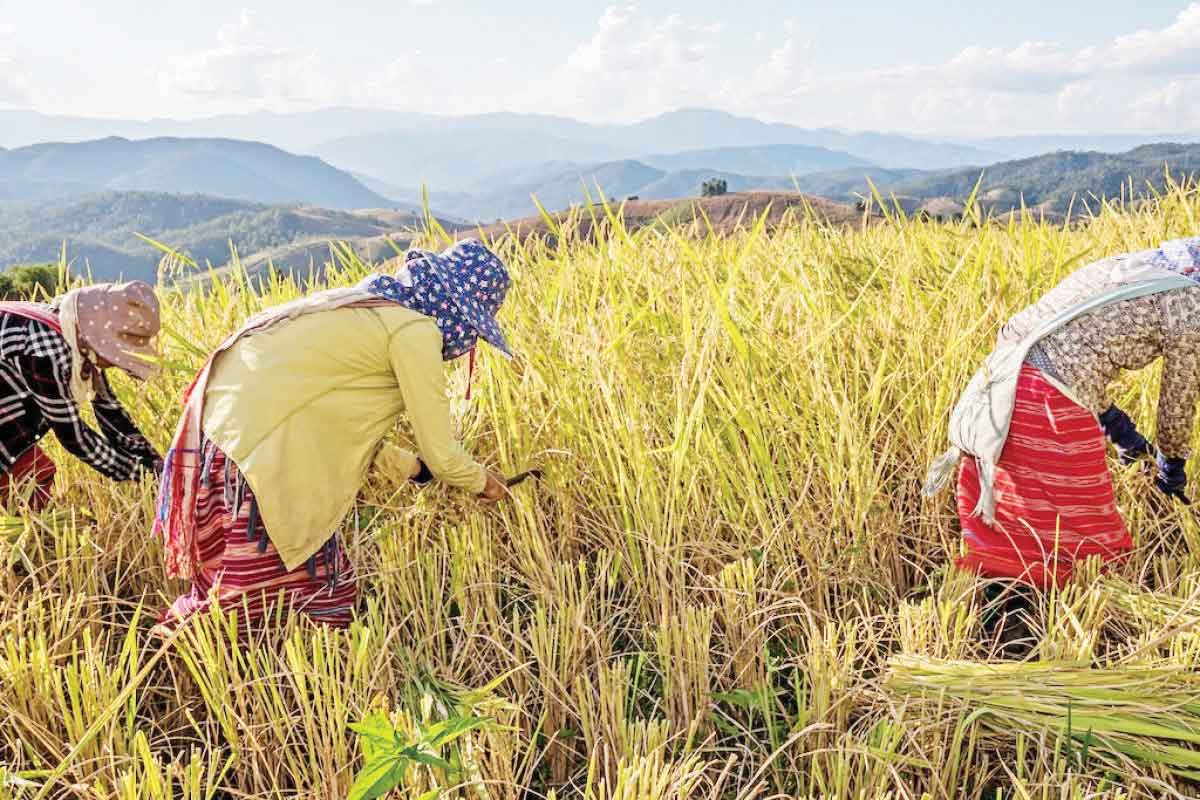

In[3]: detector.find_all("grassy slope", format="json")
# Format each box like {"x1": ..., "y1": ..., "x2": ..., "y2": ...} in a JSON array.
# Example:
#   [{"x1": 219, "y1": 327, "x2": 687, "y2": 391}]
[{"x1": 4, "y1": 187, "x2": 1200, "y2": 797}]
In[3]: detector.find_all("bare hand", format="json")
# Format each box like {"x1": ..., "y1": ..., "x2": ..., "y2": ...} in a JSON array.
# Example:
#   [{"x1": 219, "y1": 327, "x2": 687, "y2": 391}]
[{"x1": 478, "y1": 470, "x2": 509, "y2": 505}]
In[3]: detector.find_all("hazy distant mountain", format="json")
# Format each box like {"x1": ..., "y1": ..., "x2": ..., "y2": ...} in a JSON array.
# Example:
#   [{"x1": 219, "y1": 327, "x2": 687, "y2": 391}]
[
  {"x1": 0, "y1": 137, "x2": 392, "y2": 209},
  {"x1": 0, "y1": 191, "x2": 429, "y2": 281},
  {"x1": 0, "y1": 107, "x2": 1000, "y2": 189},
  {"x1": 315, "y1": 109, "x2": 996, "y2": 192},
  {"x1": 790, "y1": 166, "x2": 941, "y2": 200},
  {"x1": 425, "y1": 159, "x2": 799, "y2": 221},
  {"x1": 850, "y1": 143, "x2": 1200, "y2": 214},
  {"x1": 316, "y1": 128, "x2": 625, "y2": 196},
  {"x1": 972, "y1": 134, "x2": 1200, "y2": 161},
  {"x1": 0, "y1": 108, "x2": 441, "y2": 154},
  {"x1": 641, "y1": 144, "x2": 870, "y2": 176},
  {"x1": 603, "y1": 110, "x2": 999, "y2": 169}
]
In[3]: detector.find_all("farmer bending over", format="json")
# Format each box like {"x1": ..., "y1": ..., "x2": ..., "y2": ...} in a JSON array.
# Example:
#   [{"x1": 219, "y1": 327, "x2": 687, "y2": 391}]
[
  {"x1": 0, "y1": 282, "x2": 161, "y2": 510},
  {"x1": 925, "y1": 237, "x2": 1200, "y2": 588},
  {"x1": 154, "y1": 239, "x2": 511, "y2": 633}
]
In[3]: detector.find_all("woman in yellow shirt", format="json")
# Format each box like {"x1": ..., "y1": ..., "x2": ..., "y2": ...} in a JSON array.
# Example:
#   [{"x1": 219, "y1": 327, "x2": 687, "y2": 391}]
[{"x1": 154, "y1": 240, "x2": 510, "y2": 632}]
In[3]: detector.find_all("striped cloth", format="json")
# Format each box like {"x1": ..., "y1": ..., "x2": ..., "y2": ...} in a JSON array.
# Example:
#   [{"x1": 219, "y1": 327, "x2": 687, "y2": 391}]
[
  {"x1": 157, "y1": 443, "x2": 357, "y2": 632},
  {"x1": 0, "y1": 445, "x2": 56, "y2": 511},
  {"x1": 956, "y1": 364, "x2": 1133, "y2": 588},
  {"x1": 0, "y1": 305, "x2": 158, "y2": 481}
]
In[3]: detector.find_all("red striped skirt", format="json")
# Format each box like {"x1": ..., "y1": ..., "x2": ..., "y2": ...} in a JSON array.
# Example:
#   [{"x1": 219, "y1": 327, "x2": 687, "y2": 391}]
[
  {"x1": 1, "y1": 445, "x2": 55, "y2": 511},
  {"x1": 956, "y1": 364, "x2": 1133, "y2": 588},
  {"x1": 158, "y1": 445, "x2": 357, "y2": 632}
]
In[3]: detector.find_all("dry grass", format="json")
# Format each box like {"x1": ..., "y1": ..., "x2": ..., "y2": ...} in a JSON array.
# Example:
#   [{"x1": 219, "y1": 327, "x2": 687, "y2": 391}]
[{"x1": 3, "y1": 184, "x2": 1200, "y2": 799}]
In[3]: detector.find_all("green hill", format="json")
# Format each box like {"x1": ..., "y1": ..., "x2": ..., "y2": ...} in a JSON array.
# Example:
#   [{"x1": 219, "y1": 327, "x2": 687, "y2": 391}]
[
  {"x1": 0, "y1": 137, "x2": 392, "y2": 210},
  {"x1": 875, "y1": 143, "x2": 1200, "y2": 214},
  {"x1": 0, "y1": 191, "x2": 430, "y2": 281}
]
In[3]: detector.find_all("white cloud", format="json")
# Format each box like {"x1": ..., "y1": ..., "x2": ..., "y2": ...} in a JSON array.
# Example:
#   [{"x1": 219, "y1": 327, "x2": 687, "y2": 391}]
[
  {"x1": 532, "y1": 4, "x2": 1200, "y2": 134},
  {"x1": 155, "y1": 9, "x2": 339, "y2": 111},
  {"x1": 717, "y1": 2, "x2": 1200, "y2": 135},
  {"x1": 544, "y1": 5, "x2": 722, "y2": 120},
  {"x1": 713, "y1": 26, "x2": 814, "y2": 115},
  {"x1": 0, "y1": 52, "x2": 32, "y2": 105},
  {"x1": 1098, "y1": 4, "x2": 1200, "y2": 75},
  {"x1": 752, "y1": 37, "x2": 812, "y2": 92},
  {"x1": 0, "y1": 21, "x2": 32, "y2": 108},
  {"x1": 1133, "y1": 76, "x2": 1200, "y2": 130},
  {"x1": 353, "y1": 51, "x2": 439, "y2": 111},
  {"x1": 9, "y1": 0, "x2": 1200, "y2": 137}
]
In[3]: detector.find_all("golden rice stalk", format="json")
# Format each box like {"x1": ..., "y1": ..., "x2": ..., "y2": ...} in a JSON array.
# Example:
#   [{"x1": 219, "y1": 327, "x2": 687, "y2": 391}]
[
  {"x1": 654, "y1": 605, "x2": 715, "y2": 745},
  {"x1": 1101, "y1": 572, "x2": 1200, "y2": 659},
  {"x1": 582, "y1": 749, "x2": 711, "y2": 800},
  {"x1": 577, "y1": 659, "x2": 635, "y2": 782},
  {"x1": 715, "y1": 558, "x2": 768, "y2": 694},
  {"x1": 897, "y1": 566, "x2": 978, "y2": 659}
]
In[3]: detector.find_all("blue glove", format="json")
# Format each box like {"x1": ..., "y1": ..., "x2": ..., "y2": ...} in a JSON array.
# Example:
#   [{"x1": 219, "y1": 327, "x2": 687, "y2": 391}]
[
  {"x1": 1098, "y1": 405, "x2": 1153, "y2": 466},
  {"x1": 1155, "y1": 454, "x2": 1191, "y2": 506}
]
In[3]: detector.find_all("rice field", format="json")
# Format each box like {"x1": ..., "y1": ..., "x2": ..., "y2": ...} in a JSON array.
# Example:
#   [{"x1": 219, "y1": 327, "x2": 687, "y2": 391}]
[{"x1": 4, "y1": 187, "x2": 1200, "y2": 799}]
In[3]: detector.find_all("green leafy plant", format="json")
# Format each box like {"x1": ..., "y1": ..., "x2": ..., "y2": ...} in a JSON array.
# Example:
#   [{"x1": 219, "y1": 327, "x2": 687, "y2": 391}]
[{"x1": 347, "y1": 711, "x2": 493, "y2": 800}]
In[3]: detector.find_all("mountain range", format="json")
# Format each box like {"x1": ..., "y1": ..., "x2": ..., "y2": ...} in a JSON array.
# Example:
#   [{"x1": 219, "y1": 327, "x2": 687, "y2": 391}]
[
  {"x1": 6, "y1": 106, "x2": 1197, "y2": 179},
  {"x1": 0, "y1": 137, "x2": 392, "y2": 210},
  {"x1": 421, "y1": 153, "x2": 848, "y2": 221},
  {"x1": 309, "y1": 109, "x2": 995, "y2": 194},
  {"x1": 3, "y1": 105, "x2": 1200, "y2": 282},
  {"x1": 0, "y1": 192, "x2": 434, "y2": 282},
  {"x1": 852, "y1": 143, "x2": 1200, "y2": 216},
  {"x1": 0, "y1": 108, "x2": 998, "y2": 191}
]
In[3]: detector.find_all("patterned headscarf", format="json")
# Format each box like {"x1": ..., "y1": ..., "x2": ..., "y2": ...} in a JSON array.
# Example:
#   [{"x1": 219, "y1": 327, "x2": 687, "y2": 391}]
[
  {"x1": 1155, "y1": 237, "x2": 1200, "y2": 281},
  {"x1": 360, "y1": 239, "x2": 512, "y2": 361},
  {"x1": 55, "y1": 281, "x2": 160, "y2": 409}
]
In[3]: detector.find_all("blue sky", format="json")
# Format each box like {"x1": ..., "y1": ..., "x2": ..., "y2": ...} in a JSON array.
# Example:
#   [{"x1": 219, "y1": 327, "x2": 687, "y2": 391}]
[{"x1": 1, "y1": 1, "x2": 1198, "y2": 135}]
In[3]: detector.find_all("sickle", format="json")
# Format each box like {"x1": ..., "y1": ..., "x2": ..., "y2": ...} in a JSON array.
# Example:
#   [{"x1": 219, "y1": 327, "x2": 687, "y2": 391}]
[{"x1": 505, "y1": 469, "x2": 544, "y2": 488}]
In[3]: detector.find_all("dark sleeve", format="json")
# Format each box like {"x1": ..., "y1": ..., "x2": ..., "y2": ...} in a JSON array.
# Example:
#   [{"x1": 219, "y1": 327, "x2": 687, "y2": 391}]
[
  {"x1": 93, "y1": 372, "x2": 160, "y2": 466},
  {"x1": 1157, "y1": 289, "x2": 1200, "y2": 460},
  {"x1": 23, "y1": 349, "x2": 144, "y2": 481}
]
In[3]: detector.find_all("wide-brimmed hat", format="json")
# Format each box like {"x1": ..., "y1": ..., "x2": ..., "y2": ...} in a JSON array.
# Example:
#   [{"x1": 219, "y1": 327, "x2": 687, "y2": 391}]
[
  {"x1": 1158, "y1": 237, "x2": 1200, "y2": 280},
  {"x1": 419, "y1": 239, "x2": 511, "y2": 357},
  {"x1": 369, "y1": 239, "x2": 512, "y2": 360},
  {"x1": 74, "y1": 281, "x2": 161, "y2": 380}
]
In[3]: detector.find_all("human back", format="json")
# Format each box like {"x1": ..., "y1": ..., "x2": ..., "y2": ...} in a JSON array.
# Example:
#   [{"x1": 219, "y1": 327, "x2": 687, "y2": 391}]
[
  {"x1": 201, "y1": 304, "x2": 436, "y2": 448},
  {"x1": 200, "y1": 303, "x2": 456, "y2": 569}
]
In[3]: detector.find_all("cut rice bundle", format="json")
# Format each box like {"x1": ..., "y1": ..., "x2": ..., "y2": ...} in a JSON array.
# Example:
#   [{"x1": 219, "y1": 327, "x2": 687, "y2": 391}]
[{"x1": 887, "y1": 655, "x2": 1200, "y2": 782}]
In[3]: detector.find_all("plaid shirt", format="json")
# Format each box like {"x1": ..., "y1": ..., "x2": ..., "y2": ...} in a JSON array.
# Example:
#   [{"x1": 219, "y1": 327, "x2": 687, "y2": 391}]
[{"x1": 0, "y1": 308, "x2": 159, "y2": 481}]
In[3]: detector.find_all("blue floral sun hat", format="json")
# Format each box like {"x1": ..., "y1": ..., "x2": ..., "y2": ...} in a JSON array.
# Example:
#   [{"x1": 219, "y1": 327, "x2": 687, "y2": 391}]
[
  {"x1": 1156, "y1": 237, "x2": 1200, "y2": 281},
  {"x1": 361, "y1": 239, "x2": 512, "y2": 361}
]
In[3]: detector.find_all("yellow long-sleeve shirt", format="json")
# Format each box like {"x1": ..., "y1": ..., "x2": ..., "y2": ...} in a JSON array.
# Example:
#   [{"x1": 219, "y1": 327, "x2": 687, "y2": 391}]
[{"x1": 200, "y1": 304, "x2": 486, "y2": 569}]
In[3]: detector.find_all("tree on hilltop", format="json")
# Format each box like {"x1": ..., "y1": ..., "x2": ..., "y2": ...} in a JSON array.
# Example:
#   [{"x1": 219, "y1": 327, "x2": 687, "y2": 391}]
[{"x1": 0, "y1": 264, "x2": 60, "y2": 300}]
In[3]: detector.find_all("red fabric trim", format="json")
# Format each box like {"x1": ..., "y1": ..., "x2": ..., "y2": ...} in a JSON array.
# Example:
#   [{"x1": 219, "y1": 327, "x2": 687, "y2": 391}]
[
  {"x1": 0, "y1": 302, "x2": 62, "y2": 333},
  {"x1": 956, "y1": 364, "x2": 1132, "y2": 588},
  {"x1": 465, "y1": 346, "x2": 476, "y2": 400},
  {"x1": 159, "y1": 446, "x2": 356, "y2": 631},
  {"x1": 0, "y1": 446, "x2": 56, "y2": 511}
]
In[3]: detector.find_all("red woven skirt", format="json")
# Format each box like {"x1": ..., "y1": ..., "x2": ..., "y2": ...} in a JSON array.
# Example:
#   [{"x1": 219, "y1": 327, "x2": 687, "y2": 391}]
[
  {"x1": 158, "y1": 445, "x2": 357, "y2": 632},
  {"x1": 0, "y1": 445, "x2": 56, "y2": 511},
  {"x1": 956, "y1": 364, "x2": 1133, "y2": 588}
]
